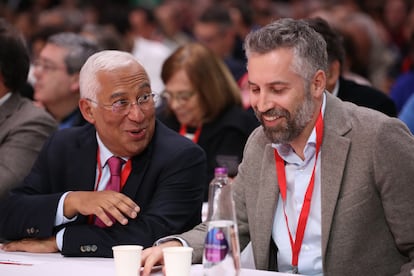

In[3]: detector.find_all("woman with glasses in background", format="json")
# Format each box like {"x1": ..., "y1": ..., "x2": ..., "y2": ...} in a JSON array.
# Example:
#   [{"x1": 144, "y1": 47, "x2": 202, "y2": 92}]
[{"x1": 157, "y1": 42, "x2": 259, "y2": 201}]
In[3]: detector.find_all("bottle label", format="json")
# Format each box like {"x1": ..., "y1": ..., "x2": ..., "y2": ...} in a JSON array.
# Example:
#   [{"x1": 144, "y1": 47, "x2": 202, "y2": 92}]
[{"x1": 204, "y1": 227, "x2": 229, "y2": 262}]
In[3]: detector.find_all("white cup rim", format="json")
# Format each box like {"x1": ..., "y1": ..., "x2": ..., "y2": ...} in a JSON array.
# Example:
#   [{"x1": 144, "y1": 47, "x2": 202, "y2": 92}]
[
  {"x1": 162, "y1": 246, "x2": 193, "y2": 253},
  {"x1": 112, "y1": 245, "x2": 143, "y2": 251}
]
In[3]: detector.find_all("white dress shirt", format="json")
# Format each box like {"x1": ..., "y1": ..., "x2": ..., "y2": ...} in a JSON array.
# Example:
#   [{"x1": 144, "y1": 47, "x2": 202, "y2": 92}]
[{"x1": 272, "y1": 94, "x2": 326, "y2": 275}]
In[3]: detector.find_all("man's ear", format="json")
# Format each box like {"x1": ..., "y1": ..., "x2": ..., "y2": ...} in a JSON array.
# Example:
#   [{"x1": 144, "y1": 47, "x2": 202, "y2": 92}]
[
  {"x1": 311, "y1": 69, "x2": 327, "y2": 98},
  {"x1": 79, "y1": 98, "x2": 95, "y2": 124}
]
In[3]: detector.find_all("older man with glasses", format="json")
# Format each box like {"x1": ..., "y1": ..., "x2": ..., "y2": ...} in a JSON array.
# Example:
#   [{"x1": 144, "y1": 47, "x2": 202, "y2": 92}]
[{"x1": 0, "y1": 50, "x2": 207, "y2": 258}]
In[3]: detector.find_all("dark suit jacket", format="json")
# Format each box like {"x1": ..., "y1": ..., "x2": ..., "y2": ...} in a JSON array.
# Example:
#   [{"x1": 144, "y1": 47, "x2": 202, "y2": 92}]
[
  {"x1": 337, "y1": 77, "x2": 397, "y2": 117},
  {"x1": 0, "y1": 120, "x2": 207, "y2": 257},
  {"x1": 157, "y1": 105, "x2": 259, "y2": 200},
  {"x1": 181, "y1": 93, "x2": 414, "y2": 275},
  {"x1": 59, "y1": 108, "x2": 88, "y2": 129}
]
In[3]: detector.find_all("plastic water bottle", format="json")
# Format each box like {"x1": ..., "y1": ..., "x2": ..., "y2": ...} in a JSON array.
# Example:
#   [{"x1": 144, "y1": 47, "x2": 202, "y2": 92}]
[{"x1": 203, "y1": 167, "x2": 241, "y2": 276}]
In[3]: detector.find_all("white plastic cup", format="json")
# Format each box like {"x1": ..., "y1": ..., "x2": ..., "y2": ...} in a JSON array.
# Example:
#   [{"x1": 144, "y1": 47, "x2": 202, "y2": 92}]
[
  {"x1": 112, "y1": 245, "x2": 143, "y2": 276},
  {"x1": 162, "y1": 246, "x2": 193, "y2": 276}
]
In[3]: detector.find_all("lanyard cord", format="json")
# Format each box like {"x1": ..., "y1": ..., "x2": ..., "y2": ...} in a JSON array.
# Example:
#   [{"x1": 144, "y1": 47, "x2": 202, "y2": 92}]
[{"x1": 273, "y1": 110, "x2": 323, "y2": 272}]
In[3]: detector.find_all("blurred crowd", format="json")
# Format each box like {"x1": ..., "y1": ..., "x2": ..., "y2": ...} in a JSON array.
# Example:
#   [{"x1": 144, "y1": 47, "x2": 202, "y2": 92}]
[
  {"x1": 2, "y1": 0, "x2": 414, "y2": 117},
  {"x1": 0, "y1": 1, "x2": 412, "y2": 86}
]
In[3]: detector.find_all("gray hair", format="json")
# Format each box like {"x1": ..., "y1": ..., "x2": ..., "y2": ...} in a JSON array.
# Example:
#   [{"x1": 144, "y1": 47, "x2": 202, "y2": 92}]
[
  {"x1": 79, "y1": 50, "x2": 142, "y2": 100},
  {"x1": 244, "y1": 18, "x2": 328, "y2": 82},
  {"x1": 48, "y1": 32, "x2": 99, "y2": 74}
]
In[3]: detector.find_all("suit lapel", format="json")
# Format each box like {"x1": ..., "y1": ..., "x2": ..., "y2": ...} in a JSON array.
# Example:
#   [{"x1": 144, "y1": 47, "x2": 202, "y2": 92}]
[
  {"x1": 320, "y1": 93, "x2": 352, "y2": 260},
  {"x1": 70, "y1": 125, "x2": 99, "y2": 191},
  {"x1": 121, "y1": 141, "x2": 152, "y2": 198},
  {"x1": 252, "y1": 143, "x2": 280, "y2": 269}
]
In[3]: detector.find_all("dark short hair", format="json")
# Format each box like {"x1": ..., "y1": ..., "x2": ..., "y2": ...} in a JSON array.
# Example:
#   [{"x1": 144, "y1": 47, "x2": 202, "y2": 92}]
[
  {"x1": 305, "y1": 17, "x2": 345, "y2": 71},
  {"x1": 0, "y1": 19, "x2": 30, "y2": 93},
  {"x1": 197, "y1": 4, "x2": 233, "y2": 30},
  {"x1": 47, "y1": 32, "x2": 99, "y2": 74}
]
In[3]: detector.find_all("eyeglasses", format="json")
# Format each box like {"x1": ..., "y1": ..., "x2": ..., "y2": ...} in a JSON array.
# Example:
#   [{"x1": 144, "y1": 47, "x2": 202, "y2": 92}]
[
  {"x1": 33, "y1": 59, "x2": 67, "y2": 72},
  {"x1": 86, "y1": 93, "x2": 159, "y2": 115},
  {"x1": 161, "y1": 90, "x2": 196, "y2": 104}
]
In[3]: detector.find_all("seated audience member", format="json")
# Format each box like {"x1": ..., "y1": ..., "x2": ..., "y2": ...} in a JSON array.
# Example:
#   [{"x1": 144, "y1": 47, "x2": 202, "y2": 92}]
[
  {"x1": 33, "y1": 32, "x2": 99, "y2": 129},
  {"x1": 0, "y1": 50, "x2": 206, "y2": 257},
  {"x1": 157, "y1": 42, "x2": 259, "y2": 200},
  {"x1": 141, "y1": 18, "x2": 414, "y2": 276},
  {"x1": 193, "y1": 4, "x2": 247, "y2": 83},
  {"x1": 306, "y1": 17, "x2": 397, "y2": 117},
  {"x1": 0, "y1": 19, "x2": 57, "y2": 200}
]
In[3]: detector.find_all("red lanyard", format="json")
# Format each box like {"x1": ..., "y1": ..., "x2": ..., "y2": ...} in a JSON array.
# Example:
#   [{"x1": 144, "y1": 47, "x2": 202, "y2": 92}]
[
  {"x1": 273, "y1": 110, "x2": 323, "y2": 273},
  {"x1": 88, "y1": 150, "x2": 132, "y2": 225},
  {"x1": 179, "y1": 124, "x2": 202, "y2": 143},
  {"x1": 95, "y1": 149, "x2": 132, "y2": 191}
]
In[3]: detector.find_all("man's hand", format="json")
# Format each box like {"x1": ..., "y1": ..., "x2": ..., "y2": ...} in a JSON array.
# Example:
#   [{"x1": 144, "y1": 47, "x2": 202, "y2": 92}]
[
  {"x1": 140, "y1": 240, "x2": 183, "y2": 276},
  {"x1": 1, "y1": 237, "x2": 59, "y2": 253},
  {"x1": 64, "y1": 191, "x2": 140, "y2": 227}
]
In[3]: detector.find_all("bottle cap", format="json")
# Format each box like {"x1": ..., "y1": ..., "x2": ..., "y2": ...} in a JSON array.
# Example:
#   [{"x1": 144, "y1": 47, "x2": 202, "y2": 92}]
[{"x1": 214, "y1": 167, "x2": 228, "y2": 175}]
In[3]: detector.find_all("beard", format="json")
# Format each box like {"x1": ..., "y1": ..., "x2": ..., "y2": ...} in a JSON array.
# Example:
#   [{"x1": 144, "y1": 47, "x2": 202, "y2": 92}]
[{"x1": 255, "y1": 92, "x2": 316, "y2": 144}]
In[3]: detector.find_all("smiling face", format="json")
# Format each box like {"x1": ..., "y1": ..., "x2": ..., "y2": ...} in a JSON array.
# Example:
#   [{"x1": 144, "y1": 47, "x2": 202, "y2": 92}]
[
  {"x1": 164, "y1": 69, "x2": 204, "y2": 127},
  {"x1": 248, "y1": 48, "x2": 322, "y2": 145},
  {"x1": 80, "y1": 62, "x2": 156, "y2": 157}
]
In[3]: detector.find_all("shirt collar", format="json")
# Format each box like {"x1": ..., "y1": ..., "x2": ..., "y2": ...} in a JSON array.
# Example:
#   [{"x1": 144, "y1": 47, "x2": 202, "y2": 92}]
[
  {"x1": 96, "y1": 133, "x2": 128, "y2": 168},
  {"x1": 0, "y1": 92, "x2": 12, "y2": 106}
]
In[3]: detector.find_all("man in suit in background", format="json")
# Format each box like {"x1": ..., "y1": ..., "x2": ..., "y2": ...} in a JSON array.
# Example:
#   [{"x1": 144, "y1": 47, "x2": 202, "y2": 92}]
[
  {"x1": 33, "y1": 32, "x2": 99, "y2": 129},
  {"x1": 0, "y1": 19, "x2": 57, "y2": 201},
  {"x1": 0, "y1": 50, "x2": 207, "y2": 257},
  {"x1": 305, "y1": 17, "x2": 397, "y2": 117},
  {"x1": 141, "y1": 18, "x2": 414, "y2": 275}
]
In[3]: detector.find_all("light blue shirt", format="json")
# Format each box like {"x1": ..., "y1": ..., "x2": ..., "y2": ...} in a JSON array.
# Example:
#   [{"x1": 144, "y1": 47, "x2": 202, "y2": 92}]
[
  {"x1": 55, "y1": 133, "x2": 127, "y2": 250},
  {"x1": 271, "y1": 93, "x2": 326, "y2": 275}
]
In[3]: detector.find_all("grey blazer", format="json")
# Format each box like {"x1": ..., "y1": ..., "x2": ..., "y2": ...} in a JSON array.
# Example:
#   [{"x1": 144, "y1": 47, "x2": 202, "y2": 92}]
[
  {"x1": 180, "y1": 92, "x2": 414, "y2": 275},
  {"x1": 0, "y1": 93, "x2": 57, "y2": 199}
]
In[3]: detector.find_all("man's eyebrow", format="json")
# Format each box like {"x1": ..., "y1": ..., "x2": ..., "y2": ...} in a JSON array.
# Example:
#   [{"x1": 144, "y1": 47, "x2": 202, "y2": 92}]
[
  {"x1": 109, "y1": 91, "x2": 127, "y2": 99},
  {"x1": 247, "y1": 80, "x2": 289, "y2": 86},
  {"x1": 139, "y1": 82, "x2": 151, "y2": 90}
]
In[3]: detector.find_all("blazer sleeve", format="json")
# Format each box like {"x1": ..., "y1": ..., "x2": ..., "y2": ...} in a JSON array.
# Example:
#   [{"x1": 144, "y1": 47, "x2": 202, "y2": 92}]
[
  {"x1": 0, "y1": 131, "x2": 65, "y2": 240},
  {"x1": 372, "y1": 118, "x2": 414, "y2": 274}
]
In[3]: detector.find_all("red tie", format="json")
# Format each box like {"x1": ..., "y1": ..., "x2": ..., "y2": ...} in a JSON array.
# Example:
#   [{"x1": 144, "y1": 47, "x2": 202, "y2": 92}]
[{"x1": 95, "y1": 156, "x2": 125, "y2": 227}]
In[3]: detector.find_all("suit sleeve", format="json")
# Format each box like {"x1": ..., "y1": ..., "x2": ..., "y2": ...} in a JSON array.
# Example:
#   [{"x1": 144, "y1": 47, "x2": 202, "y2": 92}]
[
  {"x1": 0, "y1": 131, "x2": 65, "y2": 241},
  {"x1": 373, "y1": 118, "x2": 414, "y2": 275}
]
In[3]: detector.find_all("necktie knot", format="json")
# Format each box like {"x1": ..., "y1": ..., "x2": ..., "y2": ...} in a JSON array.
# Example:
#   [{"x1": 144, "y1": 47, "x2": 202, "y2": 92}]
[{"x1": 107, "y1": 156, "x2": 124, "y2": 177}]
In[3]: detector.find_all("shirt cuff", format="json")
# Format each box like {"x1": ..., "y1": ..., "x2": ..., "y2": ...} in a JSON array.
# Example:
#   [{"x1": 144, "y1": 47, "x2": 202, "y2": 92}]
[
  {"x1": 55, "y1": 192, "x2": 77, "y2": 226},
  {"x1": 56, "y1": 228, "x2": 65, "y2": 251},
  {"x1": 153, "y1": 236, "x2": 189, "y2": 247}
]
